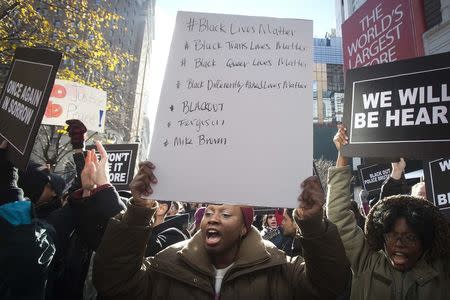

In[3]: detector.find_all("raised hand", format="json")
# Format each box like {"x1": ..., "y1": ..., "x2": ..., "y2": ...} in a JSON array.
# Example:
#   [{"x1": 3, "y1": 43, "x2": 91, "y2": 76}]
[
  {"x1": 80, "y1": 141, "x2": 110, "y2": 191},
  {"x1": 81, "y1": 149, "x2": 96, "y2": 191},
  {"x1": 91, "y1": 141, "x2": 109, "y2": 186},
  {"x1": 333, "y1": 124, "x2": 348, "y2": 151},
  {"x1": 129, "y1": 161, "x2": 158, "y2": 208},
  {"x1": 333, "y1": 124, "x2": 349, "y2": 167},
  {"x1": 391, "y1": 158, "x2": 406, "y2": 180},
  {"x1": 296, "y1": 176, "x2": 324, "y2": 221}
]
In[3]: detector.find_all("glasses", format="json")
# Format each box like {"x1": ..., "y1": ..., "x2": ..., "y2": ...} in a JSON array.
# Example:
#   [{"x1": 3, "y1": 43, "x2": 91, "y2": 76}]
[{"x1": 384, "y1": 232, "x2": 419, "y2": 247}]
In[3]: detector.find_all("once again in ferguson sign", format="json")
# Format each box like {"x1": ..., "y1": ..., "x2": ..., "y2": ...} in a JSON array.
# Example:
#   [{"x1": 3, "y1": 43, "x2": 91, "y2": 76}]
[{"x1": 342, "y1": 0, "x2": 425, "y2": 72}]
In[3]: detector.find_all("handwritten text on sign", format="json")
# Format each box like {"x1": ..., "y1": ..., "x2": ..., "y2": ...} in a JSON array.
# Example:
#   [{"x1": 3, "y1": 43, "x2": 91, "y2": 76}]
[
  {"x1": 149, "y1": 12, "x2": 313, "y2": 208},
  {"x1": 41, "y1": 79, "x2": 107, "y2": 132}
]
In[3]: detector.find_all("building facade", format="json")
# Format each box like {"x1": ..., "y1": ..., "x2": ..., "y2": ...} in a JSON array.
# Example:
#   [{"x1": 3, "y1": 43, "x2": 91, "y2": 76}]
[
  {"x1": 0, "y1": 0, "x2": 155, "y2": 173},
  {"x1": 335, "y1": 0, "x2": 367, "y2": 36},
  {"x1": 94, "y1": 0, "x2": 155, "y2": 144},
  {"x1": 423, "y1": 0, "x2": 450, "y2": 54},
  {"x1": 0, "y1": 0, "x2": 155, "y2": 144},
  {"x1": 313, "y1": 36, "x2": 345, "y2": 160},
  {"x1": 313, "y1": 36, "x2": 344, "y2": 125},
  {"x1": 337, "y1": 0, "x2": 450, "y2": 56}
]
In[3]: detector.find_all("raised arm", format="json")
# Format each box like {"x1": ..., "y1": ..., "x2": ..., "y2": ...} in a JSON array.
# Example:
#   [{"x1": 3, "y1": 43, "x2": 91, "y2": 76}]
[
  {"x1": 93, "y1": 161, "x2": 158, "y2": 299},
  {"x1": 291, "y1": 175, "x2": 351, "y2": 299},
  {"x1": 66, "y1": 119, "x2": 87, "y2": 193},
  {"x1": 379, "y1": 158, "x2": 409, "y2": 200},
  {"x1": 326, "y1": 125, "x2": 374, "y2": 274},
  {"x1": 72, "y1": 141, "x2": 126, "y2": 249}
]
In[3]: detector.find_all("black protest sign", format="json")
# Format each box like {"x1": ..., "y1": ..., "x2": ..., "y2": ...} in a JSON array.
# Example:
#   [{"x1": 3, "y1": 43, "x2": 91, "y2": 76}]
[
  {"x1": 342, "y1": 51, "x2": 450, "y2": 159},
  {"x1": 90, "y1": 143, "x2": 139, "y2": 190},
  {"x1": 358, "y1": 163, "x2": 391, "y2": 192},
  {"x1": 0, "y1": 47, "x2": 61, "y2": 170},
  {"x1": 424, "y1": 158, "x2": 450, "y2": 221}
]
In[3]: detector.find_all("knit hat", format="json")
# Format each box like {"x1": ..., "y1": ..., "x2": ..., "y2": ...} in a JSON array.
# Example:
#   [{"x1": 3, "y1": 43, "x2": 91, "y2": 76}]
[
  {"x1": 18, "y1": 162, "x2": 65, "y2": 203},
  {"x1": 18, "y1": 162, "x2": 50, "y2": 203},
  {"x1": 274, "y1": 208, "x2": 283, "y2": 226},
  {"x1": 194, "y1": 206, "x2": 206, "y2": 226},
  {"x1": 240, "y1": 206, "x2": 254, "y2": 232}
]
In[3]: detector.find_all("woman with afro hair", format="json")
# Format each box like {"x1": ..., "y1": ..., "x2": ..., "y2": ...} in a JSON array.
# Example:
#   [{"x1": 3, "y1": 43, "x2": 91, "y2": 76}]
[{"x1": 326, "y1": 125, "x2": 450, "y2": 300}]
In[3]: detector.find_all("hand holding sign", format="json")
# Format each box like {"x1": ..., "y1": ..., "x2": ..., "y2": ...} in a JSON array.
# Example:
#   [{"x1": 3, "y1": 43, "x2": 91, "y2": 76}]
[
  {"x1": 296, "y1": 176, "x2": 324, "y2": 221},
  {"x1": 129, "y1": 161, "x2": 158, "y2": 209}
]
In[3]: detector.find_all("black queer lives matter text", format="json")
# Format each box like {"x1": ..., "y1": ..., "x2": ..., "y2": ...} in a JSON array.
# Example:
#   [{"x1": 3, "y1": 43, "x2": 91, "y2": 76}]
[
  {"x1": 342, "y1": 51, "x2": 450, "y2": 158},
  {"x1": 0, "y1": 47, "x2": 61, "y2": 170}
]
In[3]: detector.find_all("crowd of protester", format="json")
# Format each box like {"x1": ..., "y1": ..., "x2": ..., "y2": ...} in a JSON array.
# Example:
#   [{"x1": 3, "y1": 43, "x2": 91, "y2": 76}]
[{"x1": 1, "y1": 119, "x2": 449, "y2": 299}]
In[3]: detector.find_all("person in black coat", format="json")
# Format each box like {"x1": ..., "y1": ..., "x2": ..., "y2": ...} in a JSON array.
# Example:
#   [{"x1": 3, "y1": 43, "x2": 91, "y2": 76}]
[
  {"x1": 0, "y1": 140, "x2": 56, "y2": 300},
  {"x1": 51, "y1": 140, "x2": 126, "y2": 300},
  {"x1": 16, "y1": 124, "x2": 125, "y2": 300},
  {"x1": 145, "y1": 200, "x2": 190, "y2": 257}
]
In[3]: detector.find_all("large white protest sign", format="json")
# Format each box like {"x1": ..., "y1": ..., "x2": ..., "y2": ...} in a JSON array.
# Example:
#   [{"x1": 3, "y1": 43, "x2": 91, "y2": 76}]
[
  {"x1": 42, "y1": 79, "x2": 107, "y2": 132},
  {"x1": 149, "y1": 11, "x2": 313, "y2": 207}
]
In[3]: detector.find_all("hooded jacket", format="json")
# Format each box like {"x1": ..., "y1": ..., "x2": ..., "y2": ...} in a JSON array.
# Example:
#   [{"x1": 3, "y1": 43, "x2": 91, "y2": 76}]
[
  {"x1": 93, "y1": 202, "x2": 350, "y2": 300},
  {"x1": 326, "y1": 165, "x2": 450, "y2": 300}
]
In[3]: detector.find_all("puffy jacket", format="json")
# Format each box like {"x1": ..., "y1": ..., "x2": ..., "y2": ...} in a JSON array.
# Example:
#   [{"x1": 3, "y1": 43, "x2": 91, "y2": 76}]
[
  {"x1": 94, "y1": 203, "x2": 350, "y2": 300},
  {"x1": 326, "y1": 165, "x2": 450, "y2": 300}
]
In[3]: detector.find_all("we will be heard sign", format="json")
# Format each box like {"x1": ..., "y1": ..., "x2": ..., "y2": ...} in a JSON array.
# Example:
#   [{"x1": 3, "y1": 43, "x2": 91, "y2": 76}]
[{"x1": 342, "y1": 51, "x2": 450, "y2": 159}]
